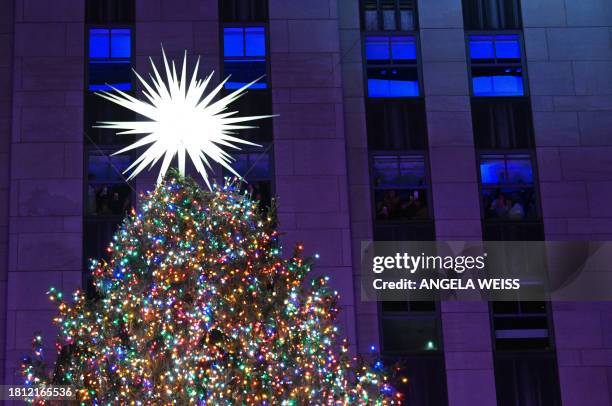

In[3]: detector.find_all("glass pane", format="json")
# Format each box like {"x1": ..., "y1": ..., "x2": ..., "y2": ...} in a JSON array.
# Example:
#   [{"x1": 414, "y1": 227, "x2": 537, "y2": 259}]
[
  {"x1": 224, "y1": 59, "x2": 267, "y2": 89},
  {"x1": 472, "y1": 67, "x2": 524, "y2": 96},
  {"x1": 88, "y1": 61, "x2": 132, "y2": 91},
  {"x1": 367, "y1": 67, "x2": 419, "y2": 97},
  {"x1": 247, "y1": 153, "x2": 270, "y2": 179},
  {"x1": 224, "y1": 27, "x2": 245, "y2": 57},
  {"x1": 88, "y1": 153, "x2": 131, "y2": 182},
  {"x1": 364, "y1": 10, "x2": 379, "y2": 31},
  {"x1": 373, "y1": 156, "x2": 400, "y2": 187},
  {"x1": 506, "y1": 157, "x2": 533, "y2": 184},
  {"x1": 495, "y1": 35, "x2": 520, "y2": 59},
  {"x1": 391, "y1": 36, "x2": 416, "y2": 61},
  {"x1": 469, "y1": 35, "x2": 494, "y2": 60},
  {"x1": 110, "y1": 29, "x2": 131, "y2": 58},
  {"x1": 245, "y1": 27, "x2": 265, "y2": 57},
  {"x1": 87, "y1": 184, "x2": 132, "y2": 216},
  {"x1": 482, "y1": 188, "x2": 537, "y2": 220},
  {"x1": 365, "y1": 36, "x2": 391, "y2": 62},
  {"x1": 89, "y1": 29, "x2": 110, "y2": 58},
  {"x1": 480, "y1": 156, "x2": 506, "y2": 184},
  {"x1": 399, "y1": 9, "x2": 414, "y2": 30},
  {"x1": 399, "y1": 156, "x2": 425, "y2": 186},
  {"x1": 381, "y1": 318, "x2": 439, "y2": 352},
  {"x1": 374, "y1": 189, "x2": 429, "y2": 220},
  {"x1": 382, "y1": 9, "x2": 396, "y2": 30}
]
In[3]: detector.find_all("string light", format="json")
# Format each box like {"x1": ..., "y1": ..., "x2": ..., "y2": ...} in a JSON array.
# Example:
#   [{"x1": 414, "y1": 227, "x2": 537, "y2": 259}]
[{"x1": 21, "y1": 170, "x2": 402, "y2": 405}]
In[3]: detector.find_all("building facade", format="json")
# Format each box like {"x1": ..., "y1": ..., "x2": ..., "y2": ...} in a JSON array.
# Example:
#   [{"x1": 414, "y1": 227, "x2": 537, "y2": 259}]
[{"x1": 1, "y1": 0, "x2": 612, "y2": 405}]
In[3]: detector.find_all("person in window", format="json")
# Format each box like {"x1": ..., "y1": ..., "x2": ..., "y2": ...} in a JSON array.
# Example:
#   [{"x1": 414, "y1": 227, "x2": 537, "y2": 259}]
[
  {"x1": 378, "y1": 190, "x2": 401, "y2": 220},
  {"x1": 507, "y1": 193, "x2": 525, "y2": 220},
  {"x1": 490, "y1": 190, "x2": 509, "y2": 219}
]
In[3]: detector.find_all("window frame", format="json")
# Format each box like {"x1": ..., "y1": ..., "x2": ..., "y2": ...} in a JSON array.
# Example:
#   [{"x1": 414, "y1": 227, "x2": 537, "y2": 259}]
[
  {"x1": 360, "y1": 0, "x2": 419, "y2": 32},
  {"x1": 85, "y1": 24, "x2": 135, "y2": 92},
  {"x1": 369, "y1": 151, "x2": 434, "y2": 225},
  {"x1": 378, "y1": 300, "x2": 444, "y2": 356},
  {"x1": 362, "y1": 32, "x2": 423, "y2": 99},
  {"x1": 465, "y1": 30, "x2": 529, "y2": 98},
  {"x1": 220, "y1": 22, "x2": 272, "y2": 92},
  {"x1": 476, "y1": 150, "x2": 542, "y2": 223}
]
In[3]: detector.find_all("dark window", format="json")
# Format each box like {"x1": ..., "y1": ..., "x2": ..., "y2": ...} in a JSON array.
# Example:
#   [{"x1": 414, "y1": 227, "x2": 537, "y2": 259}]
[
  {"x1": 365, "y1": 35, "x2": 419, "y2": 97},
  {"x1": 462, "y1": 0, "x2": 521, "y2": 30},
  {"x1": 494, "y1": 354, "x2": 561, "y2": 406},
  {"x1": 387, "y1": 355, "x2": 448, "y2": 406},
  {"x1": 479, "y1": 153, "x2": 538, "y2": 221},
  {"x1": 366, "y1": 100, "x2": 427, "y2": 149},
  {"x1": 223, "y1": 149, "x2": 273, "y2": 207},
  {"x1": 229, "y1": 92, "x2": 273, "y2": 143},
  {"x1": 88, "y1": 28, "x2": 132, "y2": 91},
  {"x1": 380, "y1": 301, "x2": 439, "y2": 353},
  {"x1": 86, "y1": 150, "x2": 132, "y2": 217},
  {"x1": 361, "y1": 0, "x2": 417, "y2": 31},
  {"x1": 223, "y1": 26, "x2": 268, "y2": 90},
  {"x1": 85, "y1": 93, "x2": 135, "y2": 145},
  {"x1": 372, "y1": 154, "x2": 430, "y2": 222},
  {"x1": 86, "y1": 0, "x2": 135, "y2": 24},
  {"x1": 468, "y1": 34, "x2": 524, "y2": 96},
  {"x1": 220, "y1": 0, "x2": 268, "y2": 22},
  {"x1": 491, "y1": 300, "x2": 551, "y2": 350},
  {"x1": 472, "y1": 98, "x2": 534, "y2": 149}
]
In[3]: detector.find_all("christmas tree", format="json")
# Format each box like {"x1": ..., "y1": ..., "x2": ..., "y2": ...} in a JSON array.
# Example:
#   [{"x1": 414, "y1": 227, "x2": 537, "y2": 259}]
[{"x1": 22, "y1": 170, "x2": 401, "y2": 405}]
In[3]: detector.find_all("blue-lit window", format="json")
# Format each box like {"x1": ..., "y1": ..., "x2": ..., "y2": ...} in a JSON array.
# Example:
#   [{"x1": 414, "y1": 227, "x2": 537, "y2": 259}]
[
  {"x1": 223, "y1": 26, "x2": 267, "y2": 89},
  {"x1": 223, "y1": 150, "x2": 273, "y2": 206},
  {"x1": 88, "y1": 28, "x2": 132, "y2": 91},
  {"x1": 469, "y1": 34, "x2": 524, "y2": 96},
  {"x1": 365, "y1": 35, "x2": 419, "y2": 97},
  {"x1": 480, "y1": 153, "x2": 538, "y2": 220},
  {"x1": 372, "y1": 154, "x2": 429, "y2": 221}
]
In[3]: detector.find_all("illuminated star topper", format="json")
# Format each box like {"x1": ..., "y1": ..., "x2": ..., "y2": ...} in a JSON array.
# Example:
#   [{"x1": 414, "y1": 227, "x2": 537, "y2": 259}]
[{"x1": 95, "y1": 48, "x2": 273, "y2": 189}]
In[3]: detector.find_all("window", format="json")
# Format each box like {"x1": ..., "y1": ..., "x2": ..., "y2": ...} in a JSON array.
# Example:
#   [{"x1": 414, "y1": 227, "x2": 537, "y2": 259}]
[
  {"x1": 365, "y1": 35, "x2": 419, "y2": 97},
  {"x1": 223, "y1": 150, "x2": 273, "y2": 207},
  {"x1": 88, "y1": 28, "x2": 132, "y2": 91},
  {"x1": 479, "y1": 153, "x2": 538, "y2": 221},
  {"x1": 86, "y1": 0, "x2": 135, "y2": 24},
  {"x1": 220, "y1": 0, "x2": 268, "y2": 22},
  {"x1": 223, "y1": 27, "x2": 268, "y2": 90},
  {"x1": 361, "y1": 0, "x2": 417, "y2": 31},
  {"x1": 230, "y1": 92, "x2": 273, "y2": 142},
  {"x1": 472, "y1": 98, "x2": 534, "y2": 149},
  {"x1": 372, "y1": 154, "x2": 429, "y2": 221},
  {"x1": 366, "y1": 100, "x2": 427, "y2": 149},
  {"x1": 494, "y1": 355, "x2": 561, "y2": 406},
  {"x1": 491, "y1": 300, "x2": 551, "y2": 350},
  {"x1": 468, "y1": 34, "x2": 524, "y2": 96},
  {"x1": 86, "y1": 151, "x2": 132, "y2": 216},
  {"x1": 462, "y1": 0, "x2": 521, "y2": 30},
  {"x1": 85, "y1": 93, "x2": 135, "y2": 145},
  {"x1": 380, "y1": 301, "x2": 439, "y2": 353}
]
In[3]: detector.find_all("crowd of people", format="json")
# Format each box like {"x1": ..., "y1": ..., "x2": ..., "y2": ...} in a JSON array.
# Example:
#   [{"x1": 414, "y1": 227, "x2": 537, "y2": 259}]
[
  {"x1": 483, "y1": 188, "x2": 537, "y2": 220},
  {"x1": 375, "y1": 189, "x2": 429, "y2": 220}
]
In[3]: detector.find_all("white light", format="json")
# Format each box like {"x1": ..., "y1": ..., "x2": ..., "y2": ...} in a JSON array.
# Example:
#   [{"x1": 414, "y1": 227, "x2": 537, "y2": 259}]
[{"x1": 95, "y1": 48, "x2": 273, "y2": 189}]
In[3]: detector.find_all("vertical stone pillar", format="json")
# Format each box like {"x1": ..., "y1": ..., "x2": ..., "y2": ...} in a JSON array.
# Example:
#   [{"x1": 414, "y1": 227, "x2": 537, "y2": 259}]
[
  {"x1": 418, "y1": 0, "x2": 497, "y2": 404},
  {"x1": 5, "y1": 0, "x2": 84, "y2": 385},
  {"x1": 268, "y1": 0, "x2": 358, "y2": 348},
  {"x1": 523, "y1": 0, "x2": 612, "y2": 404},
  {"x1": 0, "y1": 0, "x2": 15, "y2": 386}
]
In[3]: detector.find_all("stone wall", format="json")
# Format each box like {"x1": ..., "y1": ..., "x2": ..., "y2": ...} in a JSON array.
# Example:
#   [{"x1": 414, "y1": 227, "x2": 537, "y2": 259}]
[
  {"x1": 4, "y1": 0, "x2": 84, "y2": 386},
  {"x1": 523, "y1": 1, "x2": 612, "y2": 405},
  {"x1": 0, "y1": 0, "x2": 14, "y2": 387},
  {"x1": 268, "y1": 0, "x2": 359, "y2": 348}
]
